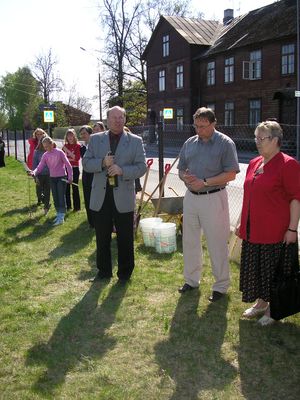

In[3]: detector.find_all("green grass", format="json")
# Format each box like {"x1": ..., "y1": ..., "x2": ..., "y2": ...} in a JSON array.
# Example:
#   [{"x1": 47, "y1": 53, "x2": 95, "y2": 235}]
[{"x1": 0, "y1": 157, "x2": 300, "y2": 400}]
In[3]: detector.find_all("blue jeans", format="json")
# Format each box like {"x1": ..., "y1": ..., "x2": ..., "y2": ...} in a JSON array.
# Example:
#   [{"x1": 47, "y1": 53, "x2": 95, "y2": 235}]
[{"x1": 50, "y1": 176, "x2": 67, "y2": 214}]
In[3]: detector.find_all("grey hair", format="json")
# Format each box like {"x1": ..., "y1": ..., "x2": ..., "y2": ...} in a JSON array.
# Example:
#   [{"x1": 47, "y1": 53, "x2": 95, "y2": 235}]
[{"x1": 255, "y1": 121, "x2": 283, "y2": 147}]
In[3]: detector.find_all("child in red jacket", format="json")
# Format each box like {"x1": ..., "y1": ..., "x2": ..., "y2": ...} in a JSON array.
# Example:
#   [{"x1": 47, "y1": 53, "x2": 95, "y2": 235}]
[{"x1": 62, "y1": 128, "x2": 81, "y2": 211}]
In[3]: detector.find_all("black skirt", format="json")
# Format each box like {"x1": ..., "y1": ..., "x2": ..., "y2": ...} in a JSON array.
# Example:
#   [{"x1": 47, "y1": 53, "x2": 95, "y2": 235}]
[{"x1": 239, "y1": 240, "x2": 283, "y2": 303}]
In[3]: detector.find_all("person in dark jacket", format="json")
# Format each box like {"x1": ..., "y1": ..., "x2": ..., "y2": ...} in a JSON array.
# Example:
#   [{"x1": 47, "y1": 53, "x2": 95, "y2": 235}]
[
  {"x1": 0, "y1": 135, "x2": 5, "y2": 167},
  {"x1": 80, "y1": 124, "x2": 104, "y2": 228}
]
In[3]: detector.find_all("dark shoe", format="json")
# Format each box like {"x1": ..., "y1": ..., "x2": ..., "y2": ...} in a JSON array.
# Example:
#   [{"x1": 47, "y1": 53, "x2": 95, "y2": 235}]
[
  {"x1": 178, "y1": 283, "x2": 196, "y2": 293},
  {"x1": 117, "y1": 278, "x2": 130, "y2": 285},
  {"x1": 89, "y1": 272, "x2": 112, "y2": 282},
  {"x1": 208, "y1": 291, "x2": 224, "y2": 302}
]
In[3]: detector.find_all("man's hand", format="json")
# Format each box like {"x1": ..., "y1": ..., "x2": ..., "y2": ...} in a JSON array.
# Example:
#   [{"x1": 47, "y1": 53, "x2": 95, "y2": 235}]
[
  {"x1": 183, "y1": 170, "x2": 205, "y2": 191},
  {"x1": 103, "y1": 154, "x2": 114, "y2": 168},
  {"x1": 107, "y1": 164, "x2": 123, "y2": 176}
]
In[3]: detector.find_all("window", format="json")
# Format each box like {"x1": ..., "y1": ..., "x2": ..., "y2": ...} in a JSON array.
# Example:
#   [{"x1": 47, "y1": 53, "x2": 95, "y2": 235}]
[
  {"x1": 250, "y1": 50, "x2": 262, "y2": 79},
  {"x1": 207, "y1": 61, "x2": 215, "y2": 85},
  {"x1": 159, "y1": 70, "x2": 165, "y2": 92},
  {"x1": 224, "y1": 57, "x2": 234, "y2": 83},
  {"x1": 176, "y1": 108, "x2": 184, "y2": 131},
  {"x1": 224, "y1": 102, "x2": 234, "y2": 126},
  {"x1": 249, "y1": 99, "x2": 261, "y2": 126},
  {"x1": 163, "y1": 34, "x2": 169, "y2": 57},
  {"x1": 243, "y1": 50, "x2": 262, "y2": 80},
  {"x1": 176, "y1": 65, "x2": 184, "y2": 88},
  {"x1": 282, "y1": 44, "x2": 295, "y2": 75}
]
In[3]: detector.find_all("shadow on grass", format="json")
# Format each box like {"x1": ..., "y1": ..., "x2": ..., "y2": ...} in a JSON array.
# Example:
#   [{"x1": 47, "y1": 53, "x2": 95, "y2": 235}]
[
  {"x1": 26, "y1": 280, "x2": 128, "y2": 396},
  {"x1": 155, "y1": 292, "x2": 236, "y2": 399},
  {"x1": 238, "y1": 319, "x2": 300, "y2": 399},
  {"x1": 45, "y1": 221, "x2": 95, "y2": 260},
  {"x1": 2, "y1": 204, "x2": 38, "y2": 217},
  {"x1": 4, "y1": 213, "x2": 53, "y2": 242}
]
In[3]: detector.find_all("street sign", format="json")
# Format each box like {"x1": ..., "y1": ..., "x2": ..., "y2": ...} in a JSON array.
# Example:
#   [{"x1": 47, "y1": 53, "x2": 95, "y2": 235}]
[
  {"x1": 163, "y1": 108, "x2": 173, "y2": 119},
  {"x1": 43, "y1": 110, "x2": 55, "y2": 123},
  {"x1": 295, "y1": 91, "x2": 300, "y2": 97}
]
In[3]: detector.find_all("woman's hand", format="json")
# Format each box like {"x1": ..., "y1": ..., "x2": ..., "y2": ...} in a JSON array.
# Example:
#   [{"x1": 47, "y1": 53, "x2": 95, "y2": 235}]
[
  {"x1": 283, "y1": 230, "x2": 298, "y2": 244},
  {"x1": 235, "y1": 224, "x2": 241, "y2": 238}
]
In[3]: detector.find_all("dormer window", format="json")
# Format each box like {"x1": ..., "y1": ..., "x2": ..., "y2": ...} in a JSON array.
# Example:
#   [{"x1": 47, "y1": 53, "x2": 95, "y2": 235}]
[{"x1": 163, "y1": 34, "x2": 169, "y2": 57}]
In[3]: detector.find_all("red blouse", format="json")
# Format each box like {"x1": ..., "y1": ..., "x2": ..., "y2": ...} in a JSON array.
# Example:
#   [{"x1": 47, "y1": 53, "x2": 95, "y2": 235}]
[
  {"x1": 239, "y1": 152, "x2": 300, "y2": 244},
  {"x1": 63, "y1": 143, "x2": 81, "y2": 167}
]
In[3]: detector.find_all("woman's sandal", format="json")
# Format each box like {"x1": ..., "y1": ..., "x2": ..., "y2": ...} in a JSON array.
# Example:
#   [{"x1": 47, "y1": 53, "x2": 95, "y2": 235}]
[
  {"x1": 257, "y1": 315, "x2": 275, "y2": 326},
  {"x1": 242, "y1": 305, "x2": 269, "y2": 318}
]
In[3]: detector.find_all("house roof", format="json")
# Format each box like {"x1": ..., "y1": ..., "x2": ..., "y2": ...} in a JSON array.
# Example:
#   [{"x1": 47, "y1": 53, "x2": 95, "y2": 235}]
[
  {"x1": 142, "y1": 15, "x2": 222, "y2": 58},
  {"x1": 143, "y1": 0, "x2": 297, "y2": 60},
  {"x1": 163, "y1": 16, "x2": 222, "y2": 45},
  {"x1": 202, "y1": 0, "x2": 297, "y2": 57}
]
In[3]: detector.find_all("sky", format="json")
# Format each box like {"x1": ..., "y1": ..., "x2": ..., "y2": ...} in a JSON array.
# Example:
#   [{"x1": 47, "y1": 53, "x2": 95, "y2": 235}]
[{"x1": 0, "y1": 0, "x2": 276, "y2": 119}]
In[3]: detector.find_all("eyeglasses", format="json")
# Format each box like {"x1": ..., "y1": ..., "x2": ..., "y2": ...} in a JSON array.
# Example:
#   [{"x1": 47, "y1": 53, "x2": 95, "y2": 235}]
[
  {"x1": 254, "y1": 136, "x2": 272, "y2": 143},
  {"x1": 193, "y1": 122, "x2": 212, "y2": 130}
]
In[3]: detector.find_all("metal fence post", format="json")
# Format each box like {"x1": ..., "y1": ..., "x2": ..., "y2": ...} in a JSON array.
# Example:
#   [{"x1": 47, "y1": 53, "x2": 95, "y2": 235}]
[
  {"x1": 22, "y1": 129, "x2": 27, "y2": 163},
  {"x1": 14, "y1": 130, "x2": 17, "y2": 160},
  {"x1": 6, "y1": 130, "x2": 10, "y2": 157},
  {"x1": 157, "y1": 122, "x2": 164, "y2": 197}
]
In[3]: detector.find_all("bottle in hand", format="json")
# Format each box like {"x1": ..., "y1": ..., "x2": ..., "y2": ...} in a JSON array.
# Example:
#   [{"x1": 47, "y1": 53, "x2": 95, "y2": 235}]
[{"x1": 106, "y1": 151, "x2": 118, "y2": 187}]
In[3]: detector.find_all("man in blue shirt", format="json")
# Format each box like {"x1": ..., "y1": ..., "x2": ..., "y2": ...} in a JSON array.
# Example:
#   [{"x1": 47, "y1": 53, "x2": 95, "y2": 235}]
[{"x1": 177, "y1": 107, "x2": 240, "y2": 301}]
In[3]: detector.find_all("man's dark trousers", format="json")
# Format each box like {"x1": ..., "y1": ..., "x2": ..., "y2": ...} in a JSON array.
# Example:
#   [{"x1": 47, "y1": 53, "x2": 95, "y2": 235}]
[{"x1": 93, "y1": 187, "x2": 134, "y2": 280}]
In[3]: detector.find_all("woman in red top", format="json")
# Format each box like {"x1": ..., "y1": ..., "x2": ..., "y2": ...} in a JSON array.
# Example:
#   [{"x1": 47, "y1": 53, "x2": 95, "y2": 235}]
[
  {"x1": 236, "y1": 121, "x2": 300, "y2": 326},
  {"x1": 62, "y1": 128, "x2": 82, "y2": 211}
]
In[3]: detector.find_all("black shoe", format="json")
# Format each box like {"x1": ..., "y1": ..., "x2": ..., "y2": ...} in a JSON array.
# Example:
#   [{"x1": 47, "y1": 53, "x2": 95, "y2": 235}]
[
  {"x1": 89, "y1": 272, "x2": 112, "y2": 282},
  {"x1": 208, "y1": 291, "x2": 224, "y2": 302},
  {"x1": 117, "y1": 278, "x2": 130, "y2": 285},
  {"x1": 178, "y1": 283, "x2": 196, "y2": 293}
]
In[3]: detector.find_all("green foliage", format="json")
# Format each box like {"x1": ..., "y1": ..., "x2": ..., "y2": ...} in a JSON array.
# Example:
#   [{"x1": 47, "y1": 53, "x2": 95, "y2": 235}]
[
  {"x1": 0, "y1": 110, "x2": 8, "y2": 129},
  {"x1": 0, "y1": 67, "x2": 42, "y2": 130},
  {"x1": 108, "y1": 80, "x2": 147, "y2": 126},
  {"x1": 123, "y1": 81, "x2": 147, "y2": 126}
]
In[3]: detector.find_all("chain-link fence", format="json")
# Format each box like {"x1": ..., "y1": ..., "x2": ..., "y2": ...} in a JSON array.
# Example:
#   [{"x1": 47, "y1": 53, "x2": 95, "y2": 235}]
[
  {"x1": 1, "y1": 124, "x2": 298, "y2": 236},
  {"x1": 131, "y1": 123, "x2": 298, "y2": 157}
]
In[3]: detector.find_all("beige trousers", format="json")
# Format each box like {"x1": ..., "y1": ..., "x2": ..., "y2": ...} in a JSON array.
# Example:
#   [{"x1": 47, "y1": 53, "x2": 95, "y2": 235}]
[{"x1": 182, "y1": 189, "x2": 230, "y2": 293}]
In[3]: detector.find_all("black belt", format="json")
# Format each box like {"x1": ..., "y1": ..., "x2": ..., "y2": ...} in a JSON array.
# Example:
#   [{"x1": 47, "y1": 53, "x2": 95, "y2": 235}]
[{"x1": 189, "y1": 187, "x2": 225, "y2": 195}]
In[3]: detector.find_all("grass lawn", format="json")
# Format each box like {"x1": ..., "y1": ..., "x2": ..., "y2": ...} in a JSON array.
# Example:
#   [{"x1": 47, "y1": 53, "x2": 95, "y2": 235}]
[{"x1": 0, "y1": 157, "x2": 300, "y2": 400}]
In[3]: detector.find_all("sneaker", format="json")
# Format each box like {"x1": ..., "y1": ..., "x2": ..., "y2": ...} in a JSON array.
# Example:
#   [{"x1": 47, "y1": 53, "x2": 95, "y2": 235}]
[
  {"x1": 53, "y1": 218, "x2": 64, "y2": 226},
  {"x1": 53, "y1": 213, "x2": 64, "y2": 226}
]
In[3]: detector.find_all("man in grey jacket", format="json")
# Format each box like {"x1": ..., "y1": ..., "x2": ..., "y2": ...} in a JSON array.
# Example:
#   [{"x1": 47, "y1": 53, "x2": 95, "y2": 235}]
[{"x1": 83, "y1": 106, "x2": 146, "y2": 282}]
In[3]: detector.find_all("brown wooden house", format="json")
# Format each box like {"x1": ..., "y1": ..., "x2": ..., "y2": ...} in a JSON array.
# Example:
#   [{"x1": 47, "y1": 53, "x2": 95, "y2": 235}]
[{"x1": 142, "y1": 0, "x2": 298, "y2": 128}]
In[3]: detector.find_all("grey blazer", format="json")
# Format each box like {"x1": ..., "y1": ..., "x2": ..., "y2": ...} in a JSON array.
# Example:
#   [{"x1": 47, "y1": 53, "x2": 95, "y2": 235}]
[{"x1": 82, "y1": 130, "x2": 147, "y2": 213}]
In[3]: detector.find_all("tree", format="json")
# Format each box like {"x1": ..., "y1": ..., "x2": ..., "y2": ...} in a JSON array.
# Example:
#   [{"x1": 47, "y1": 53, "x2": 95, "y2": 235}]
[
  {"x1": 143, "y1": 0, "x2": 192, "y2": 33},
  {"x1": 100, "y1": 0, "x2": 193, "y2": 108},
  {"x1": 0, "y1": 67, "x2": 41, "y2": 129},
  {"x1": 31, "y1": 48, "x2": 64, "y2": 103},
  {"x1": 0, "y1": 111, "x2": 8, "y2": 130},
  {"x1": 66, "y1": 83, "x2": 93, "y2": 114},
  {"x1": 101, "y1": 0, "x2": 142, "y2": 105},
  {"x1": 123, "y1": 80, "x2": 147, "y2": 125}
]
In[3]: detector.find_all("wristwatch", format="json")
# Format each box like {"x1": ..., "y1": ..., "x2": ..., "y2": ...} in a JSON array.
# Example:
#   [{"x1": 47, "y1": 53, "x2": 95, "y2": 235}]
[{"x1": 203, "y1": 178, "x2": 209, "y2": 187}]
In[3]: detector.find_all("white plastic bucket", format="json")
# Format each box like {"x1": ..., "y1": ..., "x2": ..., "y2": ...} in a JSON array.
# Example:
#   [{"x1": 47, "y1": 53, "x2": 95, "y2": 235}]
[
  {"x1": 154, "y1": 222, "x2": 177, "y2": 253},
  {"x1": 140, "y1": 217, "x2": 163, "y2": 247}
]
